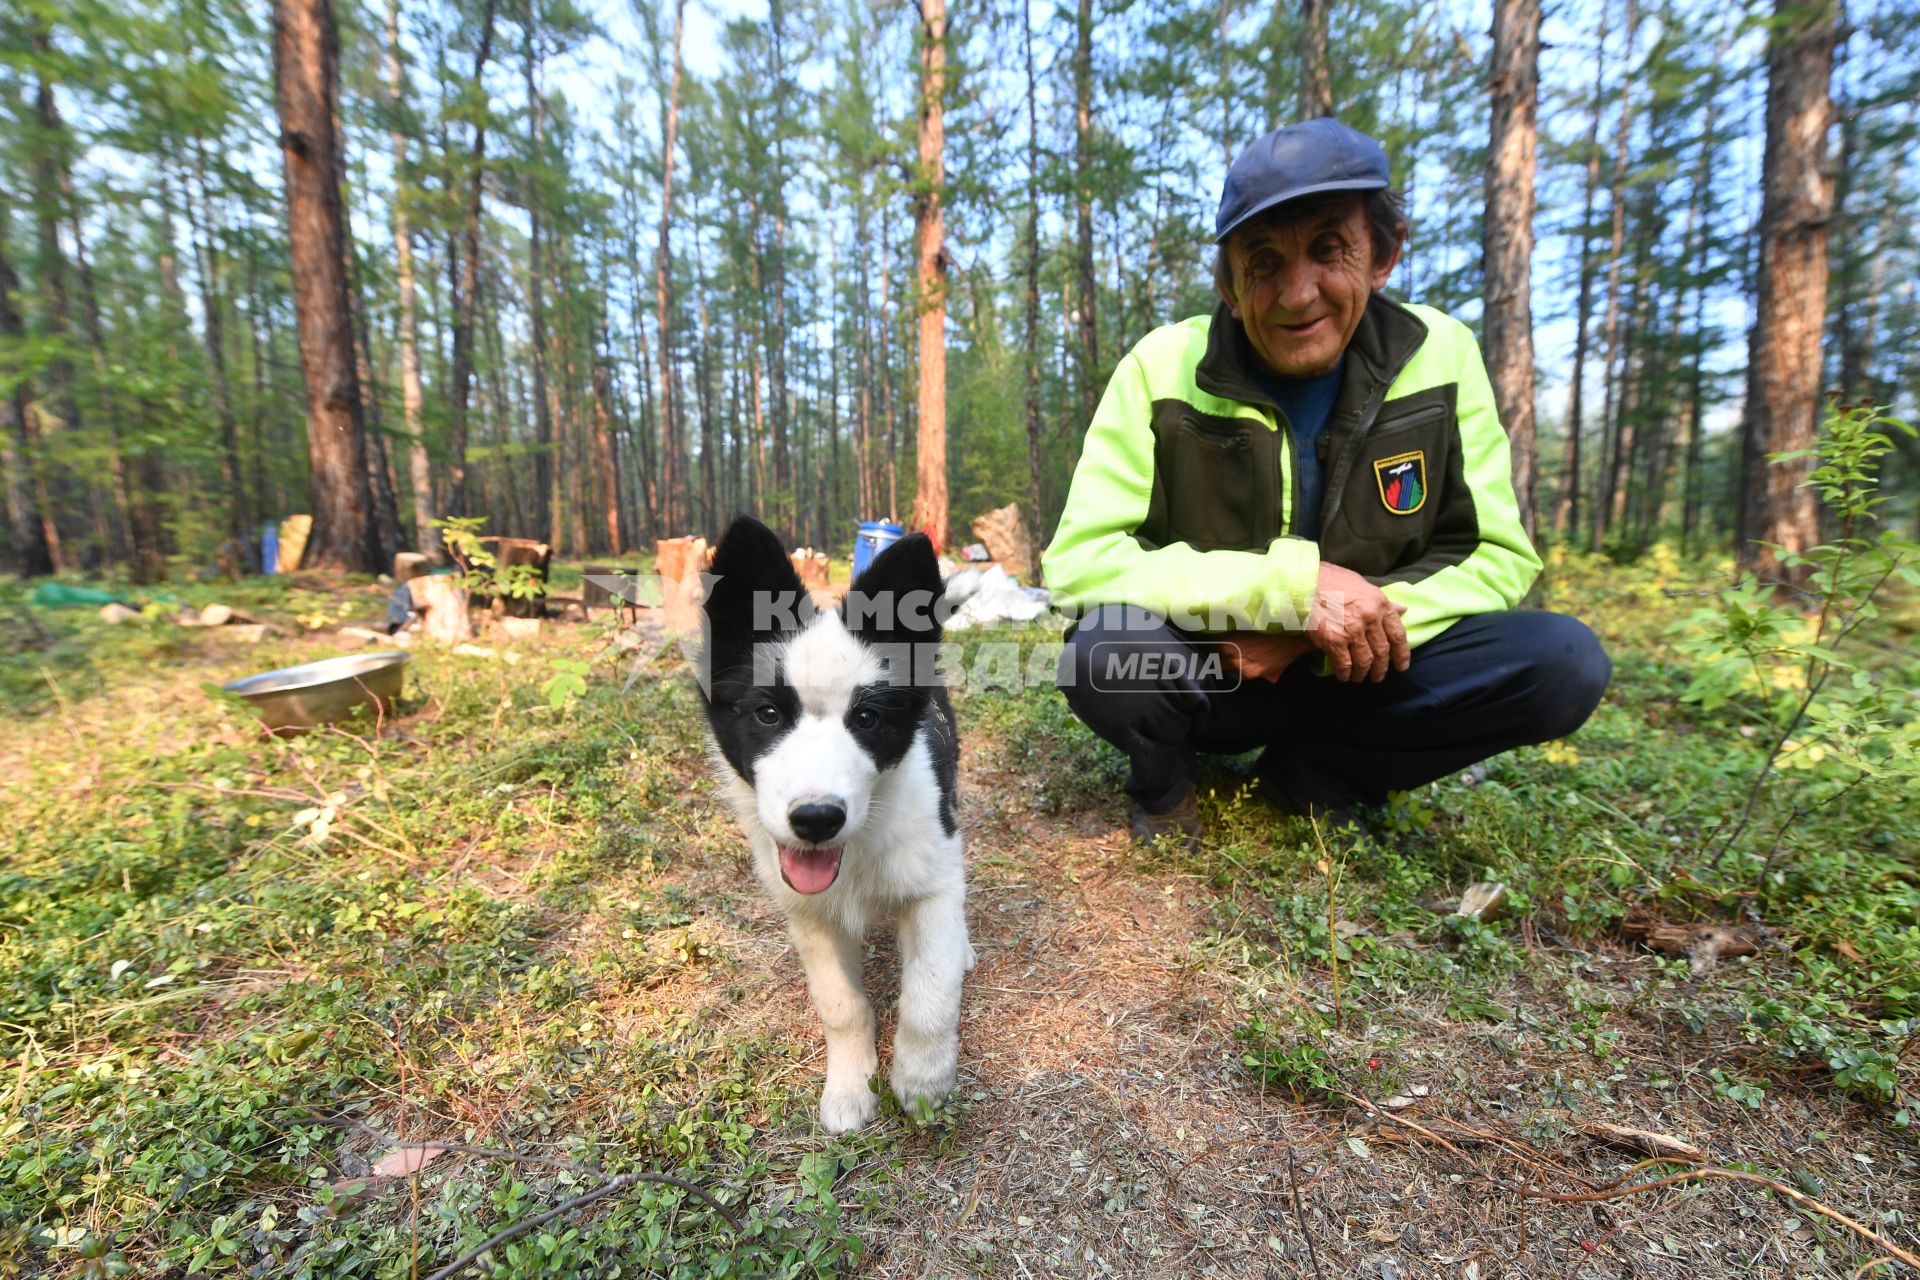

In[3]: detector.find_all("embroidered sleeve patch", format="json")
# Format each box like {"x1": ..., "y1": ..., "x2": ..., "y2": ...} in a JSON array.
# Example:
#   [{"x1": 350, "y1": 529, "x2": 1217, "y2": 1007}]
[{"x1": 1373, "y1": 450, "x2": 1427, "y2": 515}]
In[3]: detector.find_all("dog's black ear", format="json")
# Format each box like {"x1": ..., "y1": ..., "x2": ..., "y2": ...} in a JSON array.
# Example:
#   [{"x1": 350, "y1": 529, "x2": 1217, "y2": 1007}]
[
  {"x1": 843, "y1": 532, "x2": 946, "y2": 646},
  {"x1": 704, "y1": 517, "x2": 807, "y2": 661}
]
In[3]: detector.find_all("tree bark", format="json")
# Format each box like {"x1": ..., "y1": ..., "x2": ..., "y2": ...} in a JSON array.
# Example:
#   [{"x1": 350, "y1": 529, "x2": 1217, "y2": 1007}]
[
  {"x1": 655, "y1": 0, "x2": 687, "y2": 535},
  {"x1": 592, "y1": 324, "x2": 621, "y2": 554},
  {"x1": 1738, "y1": 0, "x2": 1836, "y2": 584},
  {"x1": 1023, "y1": 0, "x2": 1047, "y2": 575},
  {"x1": 0, "y1": 226, "x2": 55, "y2": 575},
  {"x1": 522, "y1": 25, "x2": 555, "y2": 544},
  {"x1": 909, "y1": 0, "x2": 949, "y2": 550},
  {"x1": 272, "y1": 0, "x2": 379, "y2": 571},
  {"x1": 694, "y1": 232, "x2": 718, "y2": 540},
  {"x1": 1483, "y1": 0, "x2": 1540, "y2": 543},
  {"x1": 186, "y1": 144, "x2": 255, "y2": 564},
  {"x1": 1589, "y1": 0, "x2": 1638, "y2": 553},
  {"x1": 384, "y1": 0, "x2": 435, "y2": 551},
  {"x1": 1299, "y1": 0, "x2": 1334, "y2": 119},
  {"x1": 1550, "y1": 1, "x2": 1610, "y2": 541},
  {"x1": 444, "y1": 0, "x2": 497, "y2": 517},
  {"x1": 1072, "y1": 0, "x2": 1100, "y2": 438}
]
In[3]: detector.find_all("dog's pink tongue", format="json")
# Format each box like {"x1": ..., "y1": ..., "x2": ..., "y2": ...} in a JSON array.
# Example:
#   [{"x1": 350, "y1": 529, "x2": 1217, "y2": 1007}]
[{"x1": 778, "y1": 844, "x2": 843, "y2": 894}]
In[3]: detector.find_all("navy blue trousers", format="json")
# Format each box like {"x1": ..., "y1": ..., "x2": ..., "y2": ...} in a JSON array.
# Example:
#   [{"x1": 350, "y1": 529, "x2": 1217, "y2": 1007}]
[{"x1": 1056, "y1": 604, "x2": 1611, "y2": 812}]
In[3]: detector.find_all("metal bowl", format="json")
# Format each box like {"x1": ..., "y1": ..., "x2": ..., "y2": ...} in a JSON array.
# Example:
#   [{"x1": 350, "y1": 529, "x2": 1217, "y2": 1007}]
[{"x1": 220, "y1": 651, "x2": 411, "y2": 733}]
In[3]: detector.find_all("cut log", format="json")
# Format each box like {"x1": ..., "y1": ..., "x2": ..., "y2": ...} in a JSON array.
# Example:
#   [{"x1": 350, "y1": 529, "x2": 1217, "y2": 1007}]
[
  {"x1": 277, "y1": 514, "x2": 313, "y2": 573},
  {"x1": 969, "y1": 502, "x2": 1034, "y2": 581},
  {"x1": 393, "y1": 551, "x2": 430, "y2": 584},
  {"x1": 411, "y1": 573, "x2": 475, "y2": 644},
  {"x1": 656, "y1": 535, "x2": 708, "y2": 633},
  {"x1": 478, "y1": 536, "x2": 551, "y2": 618},
  {"x1": 582, "y1": 562, "x2": 638, "y2": 611},
  {"x1": 1622, "y1": 910, "x2": 1771, "y2": 976},
  {"x1": 791, "y1": 549, "x2": 831, "y2": 593}
]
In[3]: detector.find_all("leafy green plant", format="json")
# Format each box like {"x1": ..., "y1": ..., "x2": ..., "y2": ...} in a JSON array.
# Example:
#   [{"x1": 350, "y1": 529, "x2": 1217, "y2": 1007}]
[
  {"x1": 1669, "y1": 400, "x2": 1920, "y2": 886},
  {"x1": 541, "y1": 659, "x2": 591, "y2": 713},
  {"x1": 430, "y1": 515, "x2": 550, "y2": 606}
]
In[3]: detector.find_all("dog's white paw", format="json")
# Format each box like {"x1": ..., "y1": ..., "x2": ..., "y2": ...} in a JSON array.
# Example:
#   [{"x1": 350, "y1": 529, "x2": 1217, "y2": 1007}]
[
  {"x1": 889, "y1": 1042, "x2": 957, "y2": 1115},
  {"x1": 819, "y1": 1081, "x2": 879, "y2": 1134}
]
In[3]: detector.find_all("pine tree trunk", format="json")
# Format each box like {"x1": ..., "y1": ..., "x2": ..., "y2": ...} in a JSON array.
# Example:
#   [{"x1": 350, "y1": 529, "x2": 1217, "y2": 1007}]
[
  {"x1": 187, "y1": 145, "x2": 255, "y2": 563},
  {"x1": 1072, "y1": 0, "x2": 1100, "y2": 438},
  {"x1": 522, "y1": 28, "x2": 556, "y2": 545},
  {"x1": 909, "y1": 0, "x2": 949, "y2": 550},
  {"x1": 1483, "y1": 0, "x2": 1540, "y2": 543},
  {"x1": 592, "y1": 338, "x2": 621, "y2": 554},
  {"x1": 0, "y1": 228, "x2": 55, "y2": 575},
  {"x1": 694, "y1": 225, "x2": 718, "y2": 540},
  {"x1": 655, "y1": 0, "x2": 687, "y2": 535},
  {"x1": 1738, "y1": 0, "x2": 1835, "y2": 583},
  {"x1": 384, "y1": 0, "x2": 435, "y2": 550},
  {"x1": 1589, "y1": 0, "x2": 1638, "y2": 553},
  {"x1": 272, "y1": 0, "x2": 379, "y2": 572},
  {"x1": 1023, "y1": 0, "x2": 1047, "y2": 573},
  {"x1": 880, "y1": 219, "x2": 898, "y2": 519},
  {"x1": 1299, "y1": 0, "x2": 1334, "y2": 119},
  {"x1": 855, "y1": 193, "x2": 874, "y2": 519},
  {"x1": 445, "y1": 0, "x2": 497, "y2": 517},
  {"x1": 72, "y1": 206, "x2": 165, "y2": 581},
  {"x1": 1549, "y1": 2, "x2": 1609, "y2": 541}
]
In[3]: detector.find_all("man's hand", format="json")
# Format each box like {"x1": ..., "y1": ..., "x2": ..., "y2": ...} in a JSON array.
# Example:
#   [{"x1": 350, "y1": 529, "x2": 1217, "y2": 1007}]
[
  {"x1": 1308, "y1": 563, "x2": 1411, "y2": 683},
  {"x1": 1219, "y1": 631, "x2": 1316, "y2": 683}
]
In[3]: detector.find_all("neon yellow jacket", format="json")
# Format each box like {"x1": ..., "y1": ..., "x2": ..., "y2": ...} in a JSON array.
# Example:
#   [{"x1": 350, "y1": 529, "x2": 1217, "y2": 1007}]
[{"x1": 1042, "y1": 294, "x2": 1541, "y2": 648}]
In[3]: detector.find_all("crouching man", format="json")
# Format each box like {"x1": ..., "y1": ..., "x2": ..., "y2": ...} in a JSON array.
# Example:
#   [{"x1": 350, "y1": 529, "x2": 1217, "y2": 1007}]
[{"x1": 1043, "y1": 119, "x2": 1610, "y2": 847}]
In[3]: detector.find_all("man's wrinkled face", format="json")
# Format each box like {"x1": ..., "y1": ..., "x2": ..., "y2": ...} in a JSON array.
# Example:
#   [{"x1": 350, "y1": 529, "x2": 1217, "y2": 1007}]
[{"x1": 1219, "y1": 196, "x2": 1400, "y2": 378}]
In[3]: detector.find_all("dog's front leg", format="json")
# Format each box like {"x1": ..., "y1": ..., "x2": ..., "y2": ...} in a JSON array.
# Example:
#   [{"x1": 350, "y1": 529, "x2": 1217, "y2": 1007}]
[
  {"x1": 890, "y1": 891, "x2": 971, "y2": 1116},
  {"x1": 788, "y1": 916, "x2": 879, "y2": 1133}
]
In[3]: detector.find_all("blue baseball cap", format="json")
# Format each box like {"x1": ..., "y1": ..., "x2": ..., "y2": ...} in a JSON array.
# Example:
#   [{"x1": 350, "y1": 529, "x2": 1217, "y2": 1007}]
[{"x1": 1214, "y1": 119, "x2": 1392, "y2": 244}]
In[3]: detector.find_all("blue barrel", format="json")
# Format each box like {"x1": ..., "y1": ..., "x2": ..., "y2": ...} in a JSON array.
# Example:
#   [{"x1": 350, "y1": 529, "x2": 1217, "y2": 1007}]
[
  {"x1": 851, "y1": 520, "x2": 905, "y2": 583},
  {"x1": 261, "y1": 522, "x2": 280, "y2": 575}
]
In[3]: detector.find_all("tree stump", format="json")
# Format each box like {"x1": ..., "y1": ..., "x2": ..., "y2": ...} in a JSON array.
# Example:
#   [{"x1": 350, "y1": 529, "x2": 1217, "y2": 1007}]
[
  {"x1": 393, "y1": 551, "x2": 430, "y2": 584},
  {"x1": 970, "y1": 502, "x2": 1034, "y2": 582},
  {"x1": 478, "y1": 537, "x2": 551, "y2": 618},
  {"x1": 582, "y1": 563, "x2": 634, "y2": 611},
  {"x1": 277, "y1": 515, "x2": 313, "y2": 573},
  {"x1": 656, "y1": 536, "x2": 708, "y2": 634},
  {"x1": 408, "y1": 574, "x2": 475, "y2": 644},
  {"x1": 791, "y1": 549, "x2": 831, "y2": 594}
]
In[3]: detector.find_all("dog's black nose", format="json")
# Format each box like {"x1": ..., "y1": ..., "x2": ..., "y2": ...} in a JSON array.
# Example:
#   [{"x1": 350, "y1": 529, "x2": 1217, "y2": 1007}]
[{"x1": 788, "y1": 803, "x2": 846, "y2": 844}]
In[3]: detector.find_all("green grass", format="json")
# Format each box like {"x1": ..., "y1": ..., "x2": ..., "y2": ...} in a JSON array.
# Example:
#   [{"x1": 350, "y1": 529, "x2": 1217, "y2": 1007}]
[{"x1": 2, "y1": 546, "x2": 1916, "y2": 1275}]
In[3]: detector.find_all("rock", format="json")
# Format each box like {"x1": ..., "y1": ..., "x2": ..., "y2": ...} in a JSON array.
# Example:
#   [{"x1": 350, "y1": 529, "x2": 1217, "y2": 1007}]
[
  {"x1": 200, "y1": 603, "x2": 235, "y2": 628},
  {"x1": 337, "y1": 626, "x2": 387, "y2": 646},
  {"x1": 500, "y1": 617, "x2": 542, "y2": 641},
  {"x1": 99, "y1": 602, "x2": 140, "y2": 624},
  {"x1": 223, "y1": 624, "x2": 269, "y2": 644}
]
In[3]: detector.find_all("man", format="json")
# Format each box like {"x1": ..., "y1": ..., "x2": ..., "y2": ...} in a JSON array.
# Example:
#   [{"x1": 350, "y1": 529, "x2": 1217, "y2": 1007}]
[{"x1": 1043, "y1": 119, "x2": 1609, "y2": 847}]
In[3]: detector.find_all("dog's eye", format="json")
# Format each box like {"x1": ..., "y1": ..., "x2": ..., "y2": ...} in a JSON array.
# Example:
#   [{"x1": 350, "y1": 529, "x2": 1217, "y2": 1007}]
[
  {"x1": 753, "y1": 704, "x2": 782, "y2": 727},
  {"x1": 850, "y1": 707, "x2": 879, "y2": 731}
]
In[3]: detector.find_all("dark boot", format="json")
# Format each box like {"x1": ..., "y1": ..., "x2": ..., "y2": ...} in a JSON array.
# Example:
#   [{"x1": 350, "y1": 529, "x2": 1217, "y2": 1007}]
[{"x1": 1130, "y1": 789, "x2": 1203, "y2": 855}]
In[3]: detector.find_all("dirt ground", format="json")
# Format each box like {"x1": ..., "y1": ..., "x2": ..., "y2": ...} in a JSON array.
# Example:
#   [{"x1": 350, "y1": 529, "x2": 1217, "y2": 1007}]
[{"x1": 577, "y1": 733, "x2": 1920, "y2": 1279}]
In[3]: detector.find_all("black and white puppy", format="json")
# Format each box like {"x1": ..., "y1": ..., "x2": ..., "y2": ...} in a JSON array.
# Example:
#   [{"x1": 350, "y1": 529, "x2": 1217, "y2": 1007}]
[{"x1": 699, "y1": 516, "x2": 971, "y2": 1132}]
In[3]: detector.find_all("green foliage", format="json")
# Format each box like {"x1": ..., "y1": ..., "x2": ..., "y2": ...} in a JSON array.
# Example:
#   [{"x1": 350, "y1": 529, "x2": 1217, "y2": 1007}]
[
  {"x1": 540, "y1": 658, "x2": 590, "y2": 712},
  {"x1": 431, "y1": 516, "x2": 550, "y2": 604},
  {"x1": 1668, "y1": 401, "x2": 1920, "y2": 883}
]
